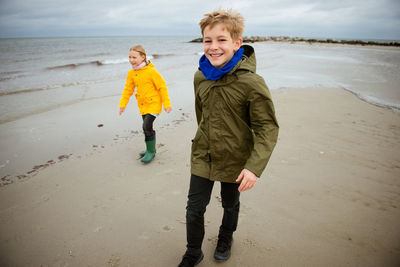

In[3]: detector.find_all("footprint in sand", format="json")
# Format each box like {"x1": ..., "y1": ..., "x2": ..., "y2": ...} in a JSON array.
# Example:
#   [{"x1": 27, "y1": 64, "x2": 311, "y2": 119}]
[
  {"x1": 138, "y1": 232, "x2": 150, "y2": 240},
  {"x1": 107, "y1": 254, "x2": 121, "y2": 267},
  {"x1": 162, "y1": 225, "x2": 174, "y2": 232},
  {"x1": 207, "y1": 236, "x2": 218, "y2": 245},
  {"x1": 243, "y1": 238, "x2": 257, "y2": 247}
]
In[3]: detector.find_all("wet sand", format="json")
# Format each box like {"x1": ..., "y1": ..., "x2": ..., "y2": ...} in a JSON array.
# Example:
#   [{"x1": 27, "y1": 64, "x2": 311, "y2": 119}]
[{"x1": 0, "y1": 87, "x2": 399, "y2": 266}]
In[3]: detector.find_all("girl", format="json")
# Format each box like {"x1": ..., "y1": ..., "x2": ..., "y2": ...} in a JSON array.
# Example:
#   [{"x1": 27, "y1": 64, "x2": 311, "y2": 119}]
[{"x1": 119, "y1": 45, "x2": 172, "y2": 163}]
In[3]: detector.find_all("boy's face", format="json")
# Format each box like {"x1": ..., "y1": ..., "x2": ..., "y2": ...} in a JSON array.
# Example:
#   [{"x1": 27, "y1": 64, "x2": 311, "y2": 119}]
[
  {"x1": 129, "y1": 50, "x2": 146, "y2": 68},
  {"x1": 203, "y1": 23, "x2": 242, "y2": 68}
]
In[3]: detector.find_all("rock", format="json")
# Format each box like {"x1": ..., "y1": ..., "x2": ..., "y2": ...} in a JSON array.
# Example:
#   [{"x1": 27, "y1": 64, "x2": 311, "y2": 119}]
[{"x1": 189, "y1": 36, "x2": 400, "y2": 47}]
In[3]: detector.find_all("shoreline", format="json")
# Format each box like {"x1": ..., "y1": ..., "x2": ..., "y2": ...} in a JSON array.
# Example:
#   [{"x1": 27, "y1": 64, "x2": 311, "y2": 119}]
[
  {"x1": 1, "y1": 86, "x2": 399, "y2": 188},
  {"x1": 341, "y1": 87, "x2": 400, "y2": 113},
  {"x1": 1, "y1": 87, "x2": 399, "y2": 266},
  {"x1": 1, "y1": 39, "x2": 399, "y2": 128}
]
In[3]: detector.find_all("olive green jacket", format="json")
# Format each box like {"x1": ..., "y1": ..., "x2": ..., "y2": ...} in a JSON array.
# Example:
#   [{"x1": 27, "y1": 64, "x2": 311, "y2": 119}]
[{"x1": 191, "y1": 45, "x2": 279, "y2": 183}]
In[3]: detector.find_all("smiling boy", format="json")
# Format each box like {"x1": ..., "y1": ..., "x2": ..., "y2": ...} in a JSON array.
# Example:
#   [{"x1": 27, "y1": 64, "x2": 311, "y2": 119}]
[{"x1": 177, "y1": 9, "x2": 279, "y2": 267}]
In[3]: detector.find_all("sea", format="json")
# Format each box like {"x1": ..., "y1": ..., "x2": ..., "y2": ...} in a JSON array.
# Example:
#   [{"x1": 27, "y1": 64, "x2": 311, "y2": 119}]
[
  {"x1": 1, "y1": 36, "x2": 400, "y2": 125},
  {"x1": 0, "y1": 36, "x2": 400, "y2": 179},
  {"x1": 0, "y1": 36, "x2": 203, "y2": 124},
  {"x1": 0, "y1": 36, "x2": 400, "y2": 124}
]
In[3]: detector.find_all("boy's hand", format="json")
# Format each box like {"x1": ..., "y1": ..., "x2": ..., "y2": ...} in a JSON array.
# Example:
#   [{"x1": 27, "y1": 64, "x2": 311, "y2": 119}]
[
  {"x1": 164, "y1": 107, "x2": 172, "y2": 113},
  {"x1": 236, "y1": 169, "x2": 258, "y2": 192},
  {"x1": 119, "y1": 107, "x2": 125, "y2": 115}
]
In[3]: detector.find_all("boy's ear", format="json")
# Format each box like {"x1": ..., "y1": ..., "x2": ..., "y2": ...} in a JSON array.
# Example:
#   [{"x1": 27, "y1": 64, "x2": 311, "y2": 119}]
[{"x1": 234, "y1": 37, "x2": 243, "y2": 50}]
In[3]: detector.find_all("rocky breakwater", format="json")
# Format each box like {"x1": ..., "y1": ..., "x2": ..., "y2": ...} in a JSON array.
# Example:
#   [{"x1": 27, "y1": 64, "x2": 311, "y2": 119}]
[{"x1": 189, "y1": 36, "x2": 400, "y2": 47}]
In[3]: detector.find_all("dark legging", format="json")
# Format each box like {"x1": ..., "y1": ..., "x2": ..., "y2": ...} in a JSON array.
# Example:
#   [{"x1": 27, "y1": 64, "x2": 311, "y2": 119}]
[
  {"x1": 185, "y1": 174, "x2": 240, "y2": 253},
  {"x1": 142, "y1": 114, "x2": 156, "y2": 141}
]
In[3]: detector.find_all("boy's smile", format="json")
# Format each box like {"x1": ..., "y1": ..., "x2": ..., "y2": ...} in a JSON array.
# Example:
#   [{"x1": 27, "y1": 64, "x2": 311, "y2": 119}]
[{"x1": 203, "y1": 23, "x2": 242, "y2": 68}]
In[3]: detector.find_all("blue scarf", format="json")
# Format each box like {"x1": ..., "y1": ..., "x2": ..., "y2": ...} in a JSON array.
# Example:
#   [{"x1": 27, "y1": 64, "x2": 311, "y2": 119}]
[{"x1": 199, "y1": 48, "x2": 244, "y2": 80}]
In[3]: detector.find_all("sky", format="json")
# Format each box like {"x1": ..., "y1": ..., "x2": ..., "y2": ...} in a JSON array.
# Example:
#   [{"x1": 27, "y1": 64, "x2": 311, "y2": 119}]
[{"x1": 0, "y1": 0, "x2": 399, "y2": 39}]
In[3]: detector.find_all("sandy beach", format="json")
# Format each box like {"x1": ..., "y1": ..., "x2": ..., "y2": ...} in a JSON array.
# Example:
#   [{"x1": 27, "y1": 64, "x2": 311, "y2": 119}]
[{"x1": 1, "y1": 86, "x2": 399, "y2": 266}]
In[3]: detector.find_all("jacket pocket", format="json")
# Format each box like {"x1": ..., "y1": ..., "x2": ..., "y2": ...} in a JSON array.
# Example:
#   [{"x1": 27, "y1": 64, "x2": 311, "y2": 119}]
[
  {"x1": 191, "y1": 128, "x2": 209, "y2": 163},
  {"x1": 144, "y1": 94, "x2": 161, "y2": 105},
  {"x1": 222, "y1": 120, "x2": 253, "y2": 163}
]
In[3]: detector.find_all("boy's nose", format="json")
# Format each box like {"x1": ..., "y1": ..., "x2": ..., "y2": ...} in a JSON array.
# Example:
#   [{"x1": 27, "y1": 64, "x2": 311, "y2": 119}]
[{"x1": 210, "y1": 42, "x2": 218, "y2": 49}]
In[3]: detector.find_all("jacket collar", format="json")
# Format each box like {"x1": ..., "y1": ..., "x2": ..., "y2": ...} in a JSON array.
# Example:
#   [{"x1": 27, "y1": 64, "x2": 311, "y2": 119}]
[{"x1": 133, "y1": 60, "x2": 153, "y2": 71}]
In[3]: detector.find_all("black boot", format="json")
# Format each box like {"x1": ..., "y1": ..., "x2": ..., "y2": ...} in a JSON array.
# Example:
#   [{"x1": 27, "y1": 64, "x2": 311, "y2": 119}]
[
  {"x1": 178, "y1": 250, "x2": 204, "y2": 267},
  {"x1": 214, "y1": 238, "x2": 233, "y2": 261}
]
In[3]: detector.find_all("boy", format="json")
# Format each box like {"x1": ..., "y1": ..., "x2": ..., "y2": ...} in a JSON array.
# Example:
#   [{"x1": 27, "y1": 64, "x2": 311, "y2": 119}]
[{"x1": 178, "y1": 9, "x2": 279, "y2": 267}]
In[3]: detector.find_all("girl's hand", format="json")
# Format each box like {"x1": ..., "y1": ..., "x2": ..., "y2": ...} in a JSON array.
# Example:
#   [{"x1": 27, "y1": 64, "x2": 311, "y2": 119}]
[
  {"x1": 236, "y1": 169, "x2": 258, "y2": 192},
  {"x1": 119, "y1": 107, "x2": 125, "y2": 115},
  {"x1": 164, "y1": 107, "x2": 172, "y2": 113}
]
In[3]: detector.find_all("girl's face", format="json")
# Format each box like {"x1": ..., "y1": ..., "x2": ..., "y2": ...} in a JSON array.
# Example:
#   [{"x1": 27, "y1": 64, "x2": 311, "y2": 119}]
[
  {"x1": 203, "y1": 23, "x2": 242, "y2": 68},
  {"x1": 129, "y1": 50, "x2": 146, "y2": 68}
]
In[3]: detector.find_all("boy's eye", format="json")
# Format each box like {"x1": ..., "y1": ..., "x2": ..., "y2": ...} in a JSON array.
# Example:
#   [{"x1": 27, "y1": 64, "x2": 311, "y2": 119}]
[
  {"x1": 219, "y1": 39, "x2": 226, "y2": 42},
  {"x1": 204, "y1": 40, "x2": 211, "y2": 43}
]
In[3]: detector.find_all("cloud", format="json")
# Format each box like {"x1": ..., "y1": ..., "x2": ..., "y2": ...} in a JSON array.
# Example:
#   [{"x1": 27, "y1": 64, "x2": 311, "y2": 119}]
[
  {"x1": 0, "y1": 0, "x2": 399, "y2": 39},
  {"x1": 242, "y1": 0, "x2": 400, "y2": 38}
]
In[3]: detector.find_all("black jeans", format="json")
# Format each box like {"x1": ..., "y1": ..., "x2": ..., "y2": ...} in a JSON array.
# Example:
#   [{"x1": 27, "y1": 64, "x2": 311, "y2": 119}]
[
  {"x1": 142, "y1": 114, "x2": 156, "y2": 141},
  {"x1": 185, "y1": 174, "x2": 240, "y2": 253}
]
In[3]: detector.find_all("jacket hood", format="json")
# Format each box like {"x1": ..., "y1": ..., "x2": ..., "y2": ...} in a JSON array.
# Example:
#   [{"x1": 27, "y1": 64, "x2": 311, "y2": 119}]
[{"x1": 235, "y1": 44, "x2": 256, "y2": 73}]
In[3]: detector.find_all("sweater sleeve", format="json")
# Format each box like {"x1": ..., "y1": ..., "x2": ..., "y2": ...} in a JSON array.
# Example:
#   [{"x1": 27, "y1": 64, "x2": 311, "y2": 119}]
[
  {"x1": 244, "y1": 76, "x2": 279, "y2": 177},
  {"x1": 119, "y1": 71, "x2": 135, "y2": 108},
  {"x1": 152, "y1": 69, "x2": 171, "y2": 109}
]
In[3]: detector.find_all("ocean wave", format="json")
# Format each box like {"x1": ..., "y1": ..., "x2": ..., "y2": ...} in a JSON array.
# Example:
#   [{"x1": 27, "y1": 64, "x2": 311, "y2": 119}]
[
  {"x1": 101, "y1": 58, "x2": 129, "y2": 65},
  {"x1": 0, "y1": 87, "x2": 45, "y2": 97},
  {"x1": 0, "y1": 81, "x2": 85, "y2": 97},
  {"x1": 0, "y1": 77, "x2": 12, "y2": 82},
  {"x1": 0, "y1": 71, "x2": 27, "y2": 82},
  {"x1": 0, "y1": 71, "x2": 23, "y2": 76},
  {"x1": 46, "y1": 61, "x2": 104, "y2": 70},
  {"x1": 44, "y1": 53, "x2": 179, "y2": 71},
  {"x1": 342, "y1": 87, "x2": 400, "y2": 112},
  {"x1": 101, "y1": 54, "x2": 179, "y2": 64},
  {"x1": 149, "y1": 53, "x2": 175, "y2": 59},
  {"x1": 0, "y1": 78, "x2": 117, "y2": 97},
  {"x1": 45, "y1": 58, "x2": 129, "y2": 70}
]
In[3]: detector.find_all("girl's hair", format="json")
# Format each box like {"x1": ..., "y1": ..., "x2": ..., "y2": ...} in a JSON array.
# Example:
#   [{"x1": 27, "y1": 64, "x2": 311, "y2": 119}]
[
  {"x1": 199, "y1": 9, "x2": 245, "y2": 40},
  {"x1": 130, "y1": 45, "x2": 146, "y2": 57}
]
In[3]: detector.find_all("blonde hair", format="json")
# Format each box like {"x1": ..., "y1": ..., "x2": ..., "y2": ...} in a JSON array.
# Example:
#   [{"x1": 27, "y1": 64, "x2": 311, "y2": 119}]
[
  {"x1": 199, "y1": 9, "x2": 245, "y2": 41},
  {"x1": 130, "y1": 45, "x2": 146, "y2": 57}
]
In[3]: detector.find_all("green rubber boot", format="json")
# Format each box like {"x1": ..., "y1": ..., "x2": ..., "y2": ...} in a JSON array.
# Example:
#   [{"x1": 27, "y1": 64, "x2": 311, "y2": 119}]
[
  {"x1": 139, "y1": 134, "x2": 155, "y2": 158},
  {"x1": 141, "y1": 139, "x2": 156, "y2": 163}
]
